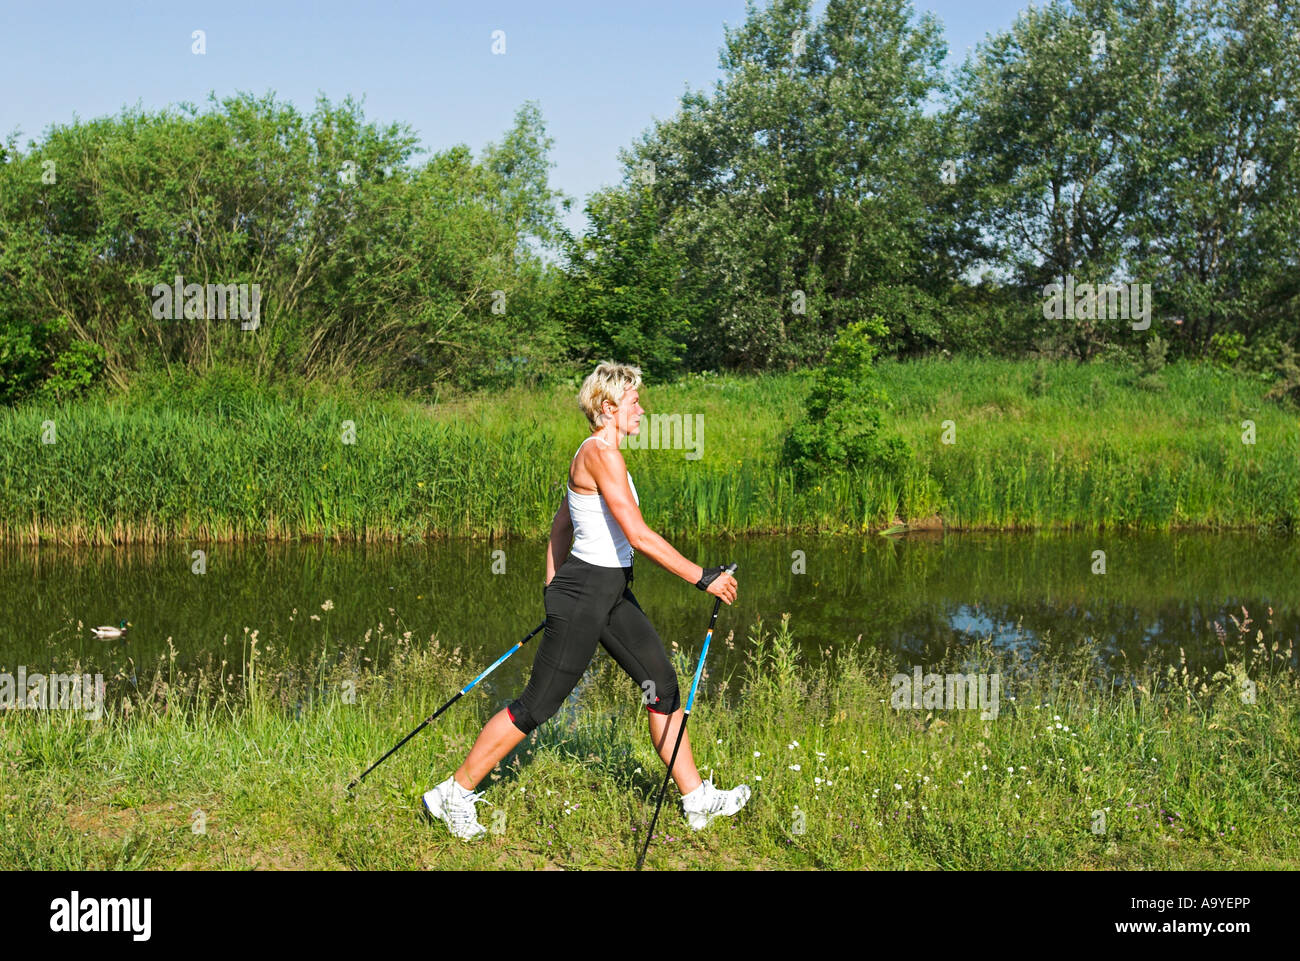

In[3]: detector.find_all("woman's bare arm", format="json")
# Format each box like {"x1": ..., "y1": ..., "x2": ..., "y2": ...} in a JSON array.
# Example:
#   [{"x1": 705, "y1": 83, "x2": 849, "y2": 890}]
[{"x1": 588, "y1": 445, "x2": 704, "y2": 586}]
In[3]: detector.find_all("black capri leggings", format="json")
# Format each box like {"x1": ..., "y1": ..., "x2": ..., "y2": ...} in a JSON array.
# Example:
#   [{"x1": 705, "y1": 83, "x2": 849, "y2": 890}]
[{"x1": 506, "y1": 555, "x2": 680, "y2": 734}]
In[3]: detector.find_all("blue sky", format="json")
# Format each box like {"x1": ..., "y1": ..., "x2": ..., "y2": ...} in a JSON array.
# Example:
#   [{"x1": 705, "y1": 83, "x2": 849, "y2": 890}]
[{"x1": 1, "y1": 0, "x2": 1027, "y2": 237}]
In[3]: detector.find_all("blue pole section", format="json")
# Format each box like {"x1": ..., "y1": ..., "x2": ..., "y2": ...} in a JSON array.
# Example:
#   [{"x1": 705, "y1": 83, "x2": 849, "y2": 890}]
[
  {"x1": 348, "y1": 618, "x2": 546, "y2": 791},
  {"x1": 685, "y1": 629, "x2": 713, "y2": 713},
  {"x1": 460, "y1": 634, "x2": 534, "y2": 696}
]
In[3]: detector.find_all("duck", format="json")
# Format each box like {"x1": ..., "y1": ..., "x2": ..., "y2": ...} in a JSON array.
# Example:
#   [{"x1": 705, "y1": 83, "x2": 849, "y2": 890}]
[{"x1": 92, "y1": 619, "x2": 130, "y2": 639}]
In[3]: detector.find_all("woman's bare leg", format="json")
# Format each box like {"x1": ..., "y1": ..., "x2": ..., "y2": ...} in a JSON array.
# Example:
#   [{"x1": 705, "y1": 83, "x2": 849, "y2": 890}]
[
  {"x1": 647, "y1": 707, "x2": 703, "y2": 794},
  {"x1": 453, "y1": 709, "x2": 527, "y2": 790}
]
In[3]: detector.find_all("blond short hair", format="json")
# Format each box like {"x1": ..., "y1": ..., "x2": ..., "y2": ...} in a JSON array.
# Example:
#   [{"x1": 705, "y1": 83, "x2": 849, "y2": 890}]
[{"x1": 577, "y1": 362, "x2": 643, "y2": 429}]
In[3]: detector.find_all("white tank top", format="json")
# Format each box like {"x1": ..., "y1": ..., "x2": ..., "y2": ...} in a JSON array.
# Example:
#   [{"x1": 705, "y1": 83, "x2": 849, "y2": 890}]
[{"x1": 567, "y1": 435, "x2": 639, "y2": 568}]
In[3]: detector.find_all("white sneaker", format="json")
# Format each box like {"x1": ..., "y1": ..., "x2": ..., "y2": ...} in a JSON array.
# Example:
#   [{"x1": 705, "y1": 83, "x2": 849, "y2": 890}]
[
  {"x1": 423, "y1": 776, "x2": 490, "y2": 841},
  {"x1": 681, "y1": 778, "x2": 751, "y2": 831}
]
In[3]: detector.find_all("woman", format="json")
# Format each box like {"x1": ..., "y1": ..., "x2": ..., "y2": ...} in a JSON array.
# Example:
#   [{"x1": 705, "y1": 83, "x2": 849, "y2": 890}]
[{"x1": 424, "y1": 362, "x2": 750, "y2": 841}]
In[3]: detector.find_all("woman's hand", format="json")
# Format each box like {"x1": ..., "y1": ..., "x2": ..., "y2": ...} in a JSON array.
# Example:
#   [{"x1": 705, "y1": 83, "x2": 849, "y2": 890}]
[{"x1": 705, "y1": 571, "x2": 737, "y2": 605}]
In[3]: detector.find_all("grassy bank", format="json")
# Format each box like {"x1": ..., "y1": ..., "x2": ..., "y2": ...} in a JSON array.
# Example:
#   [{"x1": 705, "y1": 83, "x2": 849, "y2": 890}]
[
  {"x1": 0, "y1": 358, "x2": 1295, "y2": 543},
  {"x1": 3, "y1": 611, "x2": 1297, "y2": 869}
]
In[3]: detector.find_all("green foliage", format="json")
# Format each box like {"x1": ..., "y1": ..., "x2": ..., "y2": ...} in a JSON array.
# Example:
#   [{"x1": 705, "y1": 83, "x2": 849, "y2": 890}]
[
  {"x1": 480, "y1": 101, "x2": 572, "y2": 252},
  {"x1": 553, "y1": 187, "x2": 695, "y2": 380},
  {"x1": 0, "y1": 314, "x2": 103, "y2": 404},
  {"x1": 0, "y1": 317, "x2": 44, "y2": 404},
  {"x1": 1091, "y1": 341, "x2": 1136, "y2": 369},
  {"x1": 0, "y1": 93, "x2": 571, "y2": 400},
  {"x1": 40, "y1": 336, "x2": 105, "y2": 401},
  {"x1": 3, "y1": 0, "x2": 1298, "y2": 398},
  {"x1": 779, "y1": 317, "x2": 911, "y2": 483},
  {"x1": 0, "y1": 359, "x2": 1297, "y2": 542},
  {"x1": 1132, "y1": 0, "x2": 1300, "y2": 354},
  {"x1": 610, "y1": 0, "x2": 960, "y2": 370},
  {"x1": 1204, "y1": 331, "x2": 1300, "y2": 409},
  {"x1": 952, "y1": 0, "x2": 1300, "y2": 360},
  {"x1": 1209, "y1": 331, "x2": 1246, "y2": 370},
  {"x1": 1133, "y1": 334, "x2": 1169, "y2": 392},
  {"x1": 1262, "y1": 343, "x2": 1300, "y2": 411},
  {"x1": 940, "y1": 279, "x2": 1039, "y2": 358},
  {"x1": 1211, "y1": 331, "x2": 1298, "y2": 404},
  {"x1": 5, "y1": 610, "x2": 1298, "y2": 869}
]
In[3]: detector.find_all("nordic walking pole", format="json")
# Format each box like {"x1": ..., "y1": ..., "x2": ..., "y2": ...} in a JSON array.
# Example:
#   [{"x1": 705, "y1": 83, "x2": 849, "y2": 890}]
[
  {"x1": 347, "y1": 619, "x2": 546, "y2": 792},
  {"x1": 636, "y1": 562, "x2": 738, "y2": 870}
]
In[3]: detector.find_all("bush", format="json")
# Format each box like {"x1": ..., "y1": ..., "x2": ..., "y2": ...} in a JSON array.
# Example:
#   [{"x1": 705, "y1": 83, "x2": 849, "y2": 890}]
[
  {"x1": 39, "y1": 338, "x2": 105, "y2": 401},
  {"x1": 779, "y1": 316, "x2": 912, "y2": 484},
  {"x1": 1208, "y1": 330, "x2": 1246, "y2": 370},
  {"x1": 1203, "y1": 330, "x2": 1300, "y2": 407},
  {"x1": 0, "y1": 317, "x2": 43, "y2": 404},
  {"x1": 1133, "y1": 333, "x2": 1169, "y2": 392},
  {"x1": 1262, "y1": 342, "x2": 1300, "y2": 410},
  {"x1": 1091, "y1": 341, "x2": 1137, "y2": 369},
  {"x1": 0, "y1": 315, "x2": 104, "y2": 404}
]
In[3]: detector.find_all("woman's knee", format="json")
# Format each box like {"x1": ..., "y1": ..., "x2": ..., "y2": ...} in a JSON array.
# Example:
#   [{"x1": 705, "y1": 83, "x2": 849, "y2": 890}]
[
  {"x1": 507, "y1": 686, "x2": 574, "y2": 735},
  {"x1": 642, "y1": 674, "x2": 680, "y2": 715},
  {"x1": 505, "y1": 701, "x2": 539, "y2": 734}
]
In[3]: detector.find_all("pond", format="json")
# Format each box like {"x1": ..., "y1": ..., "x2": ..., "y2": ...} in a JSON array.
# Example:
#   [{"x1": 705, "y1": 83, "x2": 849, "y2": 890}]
[{"x1": 3, "y1": 532, "x2": 1296, "y2": 705}]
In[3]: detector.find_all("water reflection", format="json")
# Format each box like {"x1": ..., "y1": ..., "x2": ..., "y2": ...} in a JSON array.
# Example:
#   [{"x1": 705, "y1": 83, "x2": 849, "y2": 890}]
[{"x1": 2, "y1": 532, "x2": 1295, "y2": 694}]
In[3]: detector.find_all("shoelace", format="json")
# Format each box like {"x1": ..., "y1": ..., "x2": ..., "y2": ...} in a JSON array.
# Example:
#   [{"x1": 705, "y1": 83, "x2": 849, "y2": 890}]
[
  {"x1": 447, "y1": 790, "x2": 491, "y2": 827},
  {"x1": 690, "y1": 781, "x2": 726, "y2": 814}
]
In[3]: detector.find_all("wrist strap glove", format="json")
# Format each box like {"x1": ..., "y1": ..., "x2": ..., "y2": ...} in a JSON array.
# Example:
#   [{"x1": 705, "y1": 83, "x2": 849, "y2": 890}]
[{"x1": 695, "y1": 565, "x2": 726, "y2": 591}]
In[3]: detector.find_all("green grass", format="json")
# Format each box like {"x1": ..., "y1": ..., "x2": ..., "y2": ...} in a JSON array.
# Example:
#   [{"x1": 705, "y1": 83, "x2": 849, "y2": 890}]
[
  {"x1": 0, "y1": 357, "x2": 1295, "y2": 543},
  {"x1": 3, "y1": 610, "x2": 1296, "y2": 869}
]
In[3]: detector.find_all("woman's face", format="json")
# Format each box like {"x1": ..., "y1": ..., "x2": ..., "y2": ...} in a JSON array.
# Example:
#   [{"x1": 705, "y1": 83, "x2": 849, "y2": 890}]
[{"x1": 605, "y1": 387, "x2": 643, "y2": 436}]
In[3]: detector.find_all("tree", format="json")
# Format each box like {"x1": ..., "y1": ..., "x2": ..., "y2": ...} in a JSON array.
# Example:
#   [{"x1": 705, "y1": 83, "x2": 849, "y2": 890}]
[
  {"x1": 1130, "y1": 0, "x2": 1300, "y2": 352},
  {"x1": 952, "y1": 0, "x2": 1299, "y2": 360},
  {"x1": 612, "y1": 0, "x2": 956, "y2": 370},
  {"x1": 0, "y1": 93, "x2": 572, "y2": 398},
  {"x1": 553, "y1": 186, "x2": 695, "y2": 380}
]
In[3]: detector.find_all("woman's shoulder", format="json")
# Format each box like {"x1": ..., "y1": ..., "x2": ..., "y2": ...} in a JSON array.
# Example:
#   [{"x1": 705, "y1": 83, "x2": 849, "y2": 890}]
[
  {"x1": 574, "y1": 434, "x2": 614, "y2": 454},
  {"x1": 580, "y1": 437, "x2": 628, "y2": 475},
  {"x1": 570, "y1": 435, "x2": 625, "y2": 492}
]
